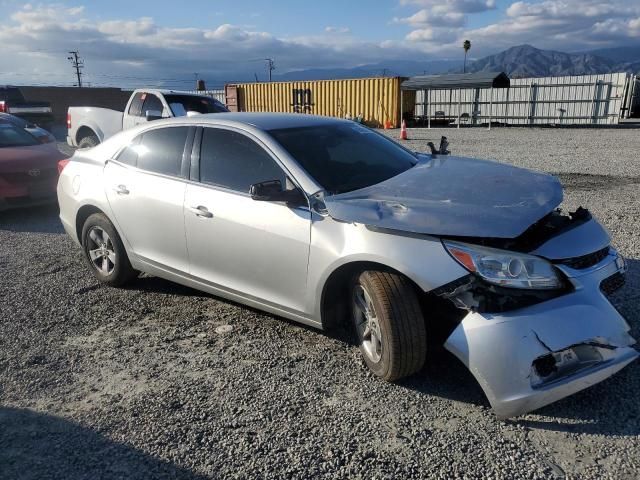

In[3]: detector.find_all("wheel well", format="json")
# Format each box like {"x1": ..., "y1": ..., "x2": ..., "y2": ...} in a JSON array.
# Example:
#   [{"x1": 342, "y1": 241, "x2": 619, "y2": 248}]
[
  {"x1": 76, "y1": 126, "x2": 98, "y2": 144},
  {"x1": 75, "y1": 205, "x2": 104, "y2": 244},
  {"x1": 320, "y1": 261, "x2": 422, "y2": 331}
]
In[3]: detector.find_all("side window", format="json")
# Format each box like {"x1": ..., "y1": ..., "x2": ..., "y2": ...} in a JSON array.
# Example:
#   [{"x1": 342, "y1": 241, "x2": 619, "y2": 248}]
[
  {"x1": 127, "y1": 93, "x2": 144, "y2": 116},
  {"x1": 141, "y1": 94, "x2": 164, "y2": 116},
  {"x1": 199, "y1": 128, "x2": 285, "y2": 193},
  {"x1": 136, "y1": 127, "x2": 188, "y2": 177}
]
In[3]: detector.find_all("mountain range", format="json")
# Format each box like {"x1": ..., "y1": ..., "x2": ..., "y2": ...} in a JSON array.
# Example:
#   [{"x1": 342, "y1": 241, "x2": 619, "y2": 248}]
[
  {"x1": 271, "y1": 44, "x2": 640, "y2": 81},
  {"x1": 463, "y1": 44, "x2": 640, "y2": 78}
]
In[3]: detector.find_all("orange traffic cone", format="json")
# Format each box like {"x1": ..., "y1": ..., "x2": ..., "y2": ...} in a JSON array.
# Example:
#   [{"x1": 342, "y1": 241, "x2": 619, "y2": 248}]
[{"x1": 400, "y1": 119, "x2": 408, "y2": 140}]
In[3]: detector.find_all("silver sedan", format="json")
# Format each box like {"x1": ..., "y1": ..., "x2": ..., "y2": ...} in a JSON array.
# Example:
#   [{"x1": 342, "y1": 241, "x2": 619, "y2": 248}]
[{"x1": 57, "y1": 113, "x2": 637, "y2": 418}]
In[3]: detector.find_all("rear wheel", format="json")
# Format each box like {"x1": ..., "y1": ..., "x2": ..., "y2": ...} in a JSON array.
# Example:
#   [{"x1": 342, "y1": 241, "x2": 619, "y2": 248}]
[
  {"x1": 351, "y1": 271, "x2": 427, "y2": 381},
  {"x1": 78, "y1": 134, "x2": 99, "y2": 149},
  {"x1": 81, "y1": 213, "x2": 137, "y2": 287}
]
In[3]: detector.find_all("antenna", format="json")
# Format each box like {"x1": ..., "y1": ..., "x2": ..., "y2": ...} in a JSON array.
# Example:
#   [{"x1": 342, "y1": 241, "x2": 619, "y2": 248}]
[{"x1": 67, "y1": 50, "x2": 84, "y2": 88}]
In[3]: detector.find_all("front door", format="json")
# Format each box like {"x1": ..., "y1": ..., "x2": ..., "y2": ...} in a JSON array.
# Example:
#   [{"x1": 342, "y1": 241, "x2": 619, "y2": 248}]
[{"x1": 184, "y1": 127, "x2": 311, "y2": 314}]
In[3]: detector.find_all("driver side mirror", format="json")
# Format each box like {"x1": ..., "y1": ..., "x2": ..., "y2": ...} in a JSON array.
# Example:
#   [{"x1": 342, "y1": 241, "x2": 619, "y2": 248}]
[
  {"x1": 250, "y1": 180, "x2": 306, "y2": 207},
  {"x1": 145, "y1": 110, "x2": 163, "y2": 121}
]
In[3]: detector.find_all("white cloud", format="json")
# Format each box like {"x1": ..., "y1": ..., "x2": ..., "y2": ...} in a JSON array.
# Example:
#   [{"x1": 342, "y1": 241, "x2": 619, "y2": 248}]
[
  {"x1": 400, "y1": 0, "x2": 496, "y2": 14},
  {"x1": 402, "y1": 0, "x2": 640, "y2": 58},
  {"x1": 394, "y1": 9, "x2": 466, "y2": 27},
  {"x1": 0, "y1": 4, "x2": 422, "y2": 87},
  {"x1": 325, "y1": 26, "x2": 351, "y2": 34}
]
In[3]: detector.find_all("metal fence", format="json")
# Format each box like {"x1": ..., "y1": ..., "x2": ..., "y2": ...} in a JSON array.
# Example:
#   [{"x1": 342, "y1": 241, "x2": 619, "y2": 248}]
[
  {"x1": 413, "y1": 73, "x2": 637, "y2": 126},
  {"x1": 187, "y1": 89, "x2": 226, "y2": 104}
]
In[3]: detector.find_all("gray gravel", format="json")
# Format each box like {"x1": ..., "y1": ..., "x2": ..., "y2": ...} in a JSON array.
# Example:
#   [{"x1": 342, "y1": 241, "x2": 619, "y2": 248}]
[{"x1": 1, "y1": 129, "x2": 639, "y2": 479}]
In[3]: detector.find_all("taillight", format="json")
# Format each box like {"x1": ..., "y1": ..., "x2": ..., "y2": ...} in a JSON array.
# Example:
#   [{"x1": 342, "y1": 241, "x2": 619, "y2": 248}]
[
  {"x1": 57, "y1": 159, "x2": 70, "y2": 175},
  {"x1": 0, "y1": 101, "x2": 8, "y2": 113},
  {"x1": 66, "y1": 113, "x2": 71, "y2": 129}
]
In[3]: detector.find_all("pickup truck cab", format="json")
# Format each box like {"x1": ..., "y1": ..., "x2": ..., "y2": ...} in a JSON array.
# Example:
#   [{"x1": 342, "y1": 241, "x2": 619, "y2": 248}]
[{"x1": 67, "y1": 89, "x2": 228, "y2": 148}]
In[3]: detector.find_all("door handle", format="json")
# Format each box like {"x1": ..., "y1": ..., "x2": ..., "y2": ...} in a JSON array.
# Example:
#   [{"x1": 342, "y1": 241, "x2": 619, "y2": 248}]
[
  {"x1": 114, "y1": 184, "x2": 129, "y2": 195},
  {"x1": 189, "y1": 205, "x2": 213, "y2": 218}
]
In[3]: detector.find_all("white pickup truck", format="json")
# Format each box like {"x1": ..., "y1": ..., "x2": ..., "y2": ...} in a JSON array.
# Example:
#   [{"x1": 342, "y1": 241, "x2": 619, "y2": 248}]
[{"x1": 67, "y1": 89, "x2": 228, "y2": 148}]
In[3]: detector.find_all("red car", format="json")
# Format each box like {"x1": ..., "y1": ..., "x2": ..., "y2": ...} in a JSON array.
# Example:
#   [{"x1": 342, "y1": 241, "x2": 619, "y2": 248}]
[{"x1": 0, "y1": 122, "x2": 67, "y2": 211}]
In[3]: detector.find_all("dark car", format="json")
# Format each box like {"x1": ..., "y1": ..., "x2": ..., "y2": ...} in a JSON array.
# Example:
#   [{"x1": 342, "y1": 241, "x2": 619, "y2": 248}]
[
  {"x1": 0, "y1": 86, "x2": 54, "y2": 131},
  {"x1": 0, "y1": 123, "x2": 67, "y2": 211}
]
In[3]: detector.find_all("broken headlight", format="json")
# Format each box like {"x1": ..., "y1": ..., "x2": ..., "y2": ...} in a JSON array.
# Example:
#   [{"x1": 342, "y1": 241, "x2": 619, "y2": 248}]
[{"x1": 442, "y1": 240, "x2": 562, "y2": 290}]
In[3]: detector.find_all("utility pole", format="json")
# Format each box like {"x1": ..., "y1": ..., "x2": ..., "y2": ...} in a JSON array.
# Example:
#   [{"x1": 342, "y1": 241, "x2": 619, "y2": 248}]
[
  {"x1": 67, "y1": 51, "x2": 84, "y2": 87},
  {"x1": 265, "y1": 58, "x2": 275, "y2": 82}
]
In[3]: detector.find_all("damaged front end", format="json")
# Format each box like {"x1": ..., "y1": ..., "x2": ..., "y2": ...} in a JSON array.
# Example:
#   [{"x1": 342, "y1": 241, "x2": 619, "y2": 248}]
[{"x1": 434, "y1": 209, "x2": 638, "y2": 418}]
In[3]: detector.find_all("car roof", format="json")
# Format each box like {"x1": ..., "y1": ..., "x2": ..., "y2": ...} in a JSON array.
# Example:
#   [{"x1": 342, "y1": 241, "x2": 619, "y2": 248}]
[{"x1": 170, "y1": 112, "x2": 350, "y2": 131}]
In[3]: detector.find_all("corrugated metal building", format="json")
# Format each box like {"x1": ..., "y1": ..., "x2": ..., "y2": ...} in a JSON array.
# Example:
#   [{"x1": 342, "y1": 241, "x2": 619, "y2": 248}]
[
  {"x1": 409, "y1": 72, "x2": 637, "y2": 126},
  {"x1": 227, "y1": 77, "x2": 409, "y2": 128}
]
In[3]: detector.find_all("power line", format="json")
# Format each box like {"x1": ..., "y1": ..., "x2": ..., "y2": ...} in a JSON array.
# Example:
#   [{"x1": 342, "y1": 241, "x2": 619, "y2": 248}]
[{"x1": 67, "y1": 51, "x2": 84, "y2": 87}]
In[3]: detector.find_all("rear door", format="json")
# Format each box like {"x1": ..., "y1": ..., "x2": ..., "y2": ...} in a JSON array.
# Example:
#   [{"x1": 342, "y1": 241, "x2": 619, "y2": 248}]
[
  {"x1": 104, "y1": 125, "x2": 193, "y2": 272},
  {"x1": 183, "y1": 126, "x2": 311, "y2": 313}
]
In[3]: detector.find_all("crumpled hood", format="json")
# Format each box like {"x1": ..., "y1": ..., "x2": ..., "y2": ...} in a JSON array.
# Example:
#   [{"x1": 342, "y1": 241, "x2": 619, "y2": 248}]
[{"x1": 324, "y1": 155, "x2": 563, "y2": 239}]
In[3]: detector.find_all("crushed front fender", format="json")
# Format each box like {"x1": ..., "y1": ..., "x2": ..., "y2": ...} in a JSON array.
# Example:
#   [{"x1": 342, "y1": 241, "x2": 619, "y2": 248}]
[{"x1": 444, "y1": 250, "x2": 638, "y2": 419}]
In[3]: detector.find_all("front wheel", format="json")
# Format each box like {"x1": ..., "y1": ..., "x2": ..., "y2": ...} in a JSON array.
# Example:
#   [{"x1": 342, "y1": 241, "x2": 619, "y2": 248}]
[
  {"x1": 81, "y1": 213, "x2": 137, "y2": 287},
  {"x1": 351, "y1": 271, "x2": 427, "y2": 381}
]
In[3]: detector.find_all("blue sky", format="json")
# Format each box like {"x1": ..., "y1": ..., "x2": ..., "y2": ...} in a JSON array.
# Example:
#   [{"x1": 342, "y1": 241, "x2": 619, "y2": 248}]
[{"x1": 0, "y1": 1, "x2": 638, "y2": 87}]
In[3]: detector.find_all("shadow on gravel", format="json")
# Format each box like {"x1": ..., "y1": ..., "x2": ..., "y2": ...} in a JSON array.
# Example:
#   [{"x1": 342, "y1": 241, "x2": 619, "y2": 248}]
[
  {"x1": 0, "y1": 407, "x2": 208, "y2": 480},
  {"x1": 129, "y1": 275, "x2": 208, "y2": 297},
  {"x1": 0, "y1": 204, "x2": 63, "y2": 234},
  {"x1": 402, "y1": 350, "x2": 488, "y2": 408}
]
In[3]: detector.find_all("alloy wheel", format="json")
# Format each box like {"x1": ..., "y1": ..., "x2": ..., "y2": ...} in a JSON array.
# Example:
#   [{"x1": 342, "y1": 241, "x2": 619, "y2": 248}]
[
  {"x1": 86, "y1": 226, "x2": 116, "y2": 276},
  {"x1": 353, "y1": 283, "x2": 383, "y2": 363}
]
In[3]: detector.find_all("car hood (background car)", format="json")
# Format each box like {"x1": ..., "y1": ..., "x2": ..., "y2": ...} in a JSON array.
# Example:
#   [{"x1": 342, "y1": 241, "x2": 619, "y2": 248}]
[{"x1": 323, "y1": 155, "x2": 563, "y2": 239}]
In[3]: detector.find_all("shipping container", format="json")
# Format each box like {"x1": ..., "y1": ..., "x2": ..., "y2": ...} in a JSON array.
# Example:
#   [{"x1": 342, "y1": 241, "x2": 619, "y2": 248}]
[{"x1": 230, "y1": 77, "x2": 407, "y2": 128}]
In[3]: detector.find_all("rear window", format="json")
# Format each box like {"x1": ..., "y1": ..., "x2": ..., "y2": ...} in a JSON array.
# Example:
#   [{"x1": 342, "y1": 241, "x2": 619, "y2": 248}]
[
  {"x1": 0, "y1": 113, "x2": 28, "y2": 128},
  {"x1": 0, "y1": 124, "x2": 38, "y2": 147},
  {"x1": 164, "y1": 95, "x2": 229, "y2": 115}
]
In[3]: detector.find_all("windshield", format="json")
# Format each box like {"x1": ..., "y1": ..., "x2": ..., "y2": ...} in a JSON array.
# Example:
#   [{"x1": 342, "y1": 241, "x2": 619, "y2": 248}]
[
  {"x1": 269, "y1": 123, "x2": 418, "y2": 194},
  {"x1": 0, "y1": 123, "x2": 38, "y2": 147},
  {"x1": 164, "y1": 95, "x2": 229, "y2": 115}
]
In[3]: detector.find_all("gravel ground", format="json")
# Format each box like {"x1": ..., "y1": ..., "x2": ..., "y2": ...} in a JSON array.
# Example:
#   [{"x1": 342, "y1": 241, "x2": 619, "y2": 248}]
[{"x1": 1, "y1": 128, "x2": 639, "y2": 479}]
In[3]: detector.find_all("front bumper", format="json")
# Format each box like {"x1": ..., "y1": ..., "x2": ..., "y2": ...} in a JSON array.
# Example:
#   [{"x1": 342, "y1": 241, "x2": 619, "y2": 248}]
[
  {"x1": 444, "y1": 249, "x2": 638, "y2": 419},
  {"x1": 0, "y1": 179, "x2": 58, "y2": 212}
]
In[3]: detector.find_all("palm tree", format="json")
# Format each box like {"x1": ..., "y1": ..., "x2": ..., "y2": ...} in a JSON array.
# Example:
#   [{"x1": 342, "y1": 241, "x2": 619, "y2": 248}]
[{"x1": 463, "y1": 40, "x2": 471, "y2": 73}]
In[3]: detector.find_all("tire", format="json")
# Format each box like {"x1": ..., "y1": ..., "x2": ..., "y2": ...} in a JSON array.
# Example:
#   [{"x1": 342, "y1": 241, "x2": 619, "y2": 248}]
[
  {"x1": 78, "y1": 134, "x2": 99, "y2": 149},
  {"x1": 81, "y1": 213, "x2": 137, "y2": 287},
  {"x1": 351, "y1": 270, "x2": 427, "y2": 381}
]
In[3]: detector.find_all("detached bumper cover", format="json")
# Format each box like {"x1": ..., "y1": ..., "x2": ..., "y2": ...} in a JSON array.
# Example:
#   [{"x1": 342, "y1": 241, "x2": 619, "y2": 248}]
[{"x1": 444, "y1": 250, "x2": 638, "y2": 418}]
